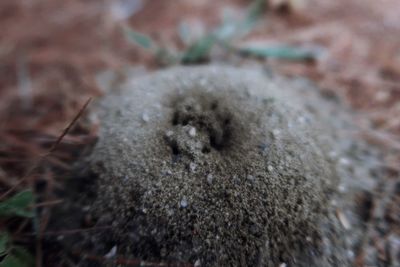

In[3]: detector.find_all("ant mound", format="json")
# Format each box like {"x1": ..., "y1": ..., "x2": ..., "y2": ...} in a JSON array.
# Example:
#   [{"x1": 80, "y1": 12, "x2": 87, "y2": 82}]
[{"x1": 89, "y1": 66, "x2": 349, "y2": 266}]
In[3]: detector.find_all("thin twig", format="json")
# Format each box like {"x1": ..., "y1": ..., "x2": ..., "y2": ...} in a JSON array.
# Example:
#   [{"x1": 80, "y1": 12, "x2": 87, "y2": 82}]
[
  {"x1": 34, "y1": 199, "x2": 64, "y2": 208},
  {"x1": 47, "y1": 98, "x2": 92, "y2": 155}
]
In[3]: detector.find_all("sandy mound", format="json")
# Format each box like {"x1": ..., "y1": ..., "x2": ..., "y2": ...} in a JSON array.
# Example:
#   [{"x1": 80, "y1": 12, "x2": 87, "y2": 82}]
[{"x1": 85, "y1": 66, "x2": 357, "y2": 266}]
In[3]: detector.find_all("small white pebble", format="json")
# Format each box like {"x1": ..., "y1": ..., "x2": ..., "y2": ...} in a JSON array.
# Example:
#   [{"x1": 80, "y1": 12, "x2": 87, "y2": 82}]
[
  {"x1": 389, "y1": 235, "x2": 400, "y2": 246},
  {"x1": 297, "y1": 116, "x2": 306, "y2": 124},
  {"x1": 247, "y1": 175, "x2": 255, "y2": 182},
  {"x1": 180, "y1": 197, "x2": 188, "y2": 208},
  {"x1": 338, "y1": 183, "x2": 346, "y2": 193},
  {"x1": 189, "y1": 162, "x2": 197, "y2": 172},
  {"x1": 336, "y1": 209, "x2": 351, "y2": 230},
  {"x1": 199, "y1": 78, "x2": 207, "y2": 87},
  {"x1": 328, "y1": 150, "x2": 338, "y2": 159},
  {"x1": 141, "y1": 112, "x2": 150, "y2": 122},
  {"x1": 82, "y1": 205, "x2": 90, "y2": 212},
  {"x1": 279, "y1": 263, "x2": 287, "y2": 267},
  {"x1": 166, "y1": 208, "x2": 174, "y2": 216},
  {"x1": 339, "y1": 157, "x2": 351, "y2": 166},
  {"x1": 347, "y1": 250, "x2": 355, "y2": 259},
  {"x1": 104, "y1": 246, "x2": 117, "y2": 259},
  {"x1": 188, "y1": 127, "x2": 197, "y2": 137},
  {"x1": 194, "y1": 259, "x2": 201, "y2": 267},
  {"x1": 272, "y1": 129, "x2": 280, "y2": 138},
  {"x1": 267, "y1": 165, "x2": 274, "y2": 172},
  {"x1": 207, "y1": 174, "x2": 213, "y2": 185},
  {"x1": 165, "y1": 130, "x2": 174, "y2": 137}
]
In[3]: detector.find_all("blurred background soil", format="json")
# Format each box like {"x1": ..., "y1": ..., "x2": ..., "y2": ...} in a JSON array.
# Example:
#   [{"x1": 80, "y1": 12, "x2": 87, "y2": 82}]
[{"x1": 0, "y1": 0, "x2": 399, "y2": 266}]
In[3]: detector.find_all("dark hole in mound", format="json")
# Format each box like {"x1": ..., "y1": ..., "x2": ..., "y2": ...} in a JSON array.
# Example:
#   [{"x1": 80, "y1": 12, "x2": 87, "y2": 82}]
[
  {"x1": 169, "y1": 140, "x2": 180, "y2": 155},
  {"x1": 209, "y1": 126, "x2": 232, "y2": 150},
  {"x1": 202, "y1": 145, "x2": 211, "y2": 154},
  {"x1": 169, "y1": 91, "x2": 236, "y2": 152},
  {"x1": 210, "y1": 101, "x2": 218, "y2": 110},
  {"x1": 356, "y1": 190, "x2": 373, "y2": 222},
  {"x1": 171, "y1": 111, "x2": 179, "y2": 126}
]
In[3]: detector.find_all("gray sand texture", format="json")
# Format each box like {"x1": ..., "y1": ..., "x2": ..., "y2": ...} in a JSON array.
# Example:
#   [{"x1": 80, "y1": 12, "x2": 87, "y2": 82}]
[{"x1": 88, "y1": 65, "x2": 379, "y2": 266}]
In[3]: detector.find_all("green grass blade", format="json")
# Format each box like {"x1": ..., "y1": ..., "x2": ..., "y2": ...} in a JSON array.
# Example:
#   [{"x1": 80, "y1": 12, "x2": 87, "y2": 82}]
[
  {"x1": 239, "y1": 45, "x2": 317, "y2": 61},
  {"x1": 0, "y1": 232, "x2": 9, "y2": 256},
  {"x1": 0, "y1": 191, "x2": 34, "y2": 218},
  {"x1": 181, "y1": 35, "x2": 217, "y2": 63},
  {"x1": 12, "y1": 247, "x2": 34, "y2": 267},
  {"x1": 123, "y1": 27, "x2": 154, "y2": 49},
  {"x1": 242, "y1": 0, "x2": 267, "y2": 32},
  {"x1": 0, "y1": 255, "x2": 22, "y2": 267}
]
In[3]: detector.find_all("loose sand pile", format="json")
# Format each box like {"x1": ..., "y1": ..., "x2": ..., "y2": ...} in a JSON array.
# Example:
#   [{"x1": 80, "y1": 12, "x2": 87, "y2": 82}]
[{"x1": 72, "y1": 66, "x2": 381, "y2": 266}]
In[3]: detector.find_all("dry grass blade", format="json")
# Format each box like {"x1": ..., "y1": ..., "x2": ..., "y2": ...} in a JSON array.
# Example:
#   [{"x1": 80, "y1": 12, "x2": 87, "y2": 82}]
[
  {"x1": 47, "y1": 97, "x2": 93, "y2": 155},
  {"x1": 0, "y1": 98, "x2": 92, "y2": 201}
]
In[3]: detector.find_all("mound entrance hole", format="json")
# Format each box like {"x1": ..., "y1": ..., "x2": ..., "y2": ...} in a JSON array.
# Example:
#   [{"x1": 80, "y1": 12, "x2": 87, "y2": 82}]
[{"x1": 168, "y1": 91, "x2": 237, "y2": 153}]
